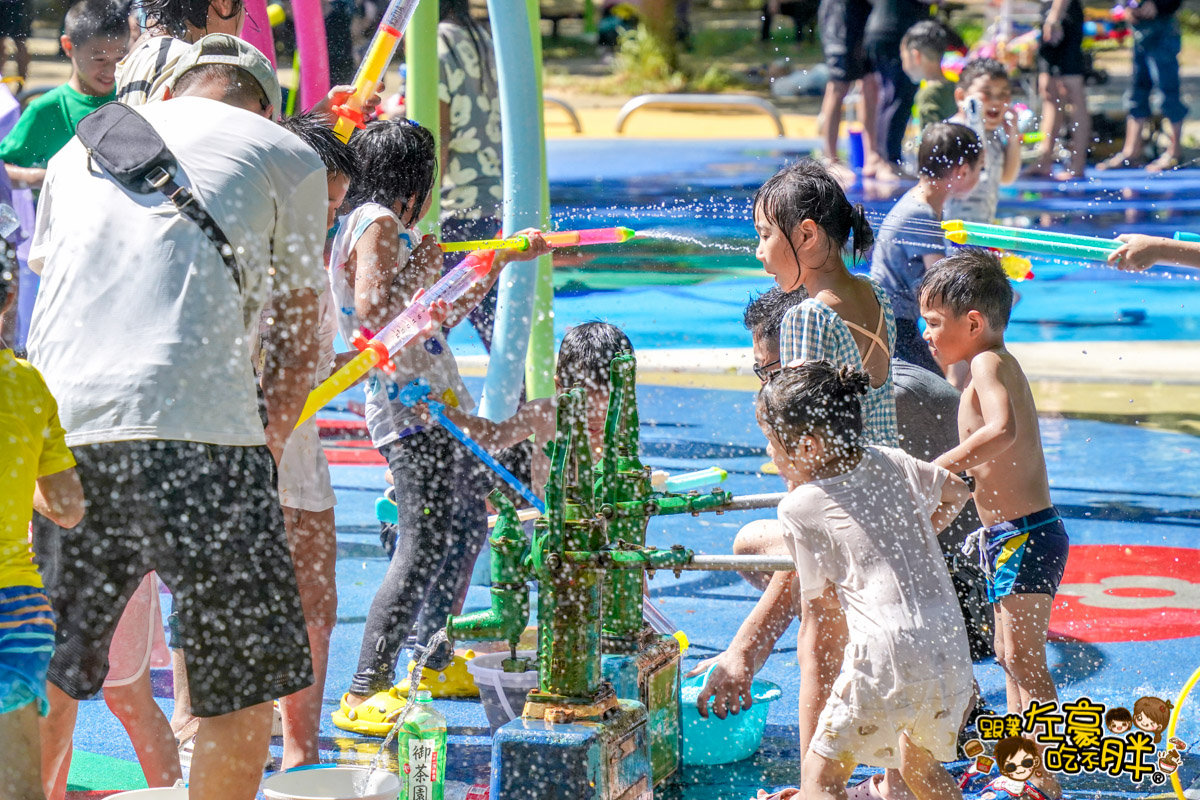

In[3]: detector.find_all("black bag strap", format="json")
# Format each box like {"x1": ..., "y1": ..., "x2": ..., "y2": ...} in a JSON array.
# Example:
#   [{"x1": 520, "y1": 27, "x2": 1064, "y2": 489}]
[
  {"x1": 75, "y1": 102, "x2": 242, "y2": 293},
  {"x1": 144, "y1": 166, "x2": 242, "y2": 292}
]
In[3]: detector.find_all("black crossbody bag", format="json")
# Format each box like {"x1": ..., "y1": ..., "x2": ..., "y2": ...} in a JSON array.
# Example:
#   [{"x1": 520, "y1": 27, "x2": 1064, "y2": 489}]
[{"x1": 75, "y1": 102, "x2": 242, "y2": 292}]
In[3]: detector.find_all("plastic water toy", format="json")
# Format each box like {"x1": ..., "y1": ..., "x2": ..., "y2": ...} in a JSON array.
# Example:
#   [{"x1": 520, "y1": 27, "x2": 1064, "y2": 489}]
[
  {"x1": 650, "y1": 466, "x2": 728, "y2": 493},
  {"x1": 444, "y1": 353, "x2": 791, "y2": 794},
  {"x1": 946, "y1": 229, "x2": 1116, "y2": 262},
  {"x1": 943, "y1": 220, "x2": 1122, "y2": 262},
  {"x1": 1001, "y1": 253, "x2": 1035, "y2": 281},
  {"x1": 941, "y1": 51, "x2": 966, "y2": 82},
  {"x1": 294, "y1": 250, "x2": 496, "y2": 426},
  {"x1": 332, "y1": 0, "x2": 421, "y2": 143},
  {"x1": 1176, "y1": 232, "x2": 1200, "y2": 243},
  {"x1": 440, "y1": 226, "x2": 637, "y2": 253},
  {"x1": 398, "y1": 377, "x2": 546, "y2": 513}
]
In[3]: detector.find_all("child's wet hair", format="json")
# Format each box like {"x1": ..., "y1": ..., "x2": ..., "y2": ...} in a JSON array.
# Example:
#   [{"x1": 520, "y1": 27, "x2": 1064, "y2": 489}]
[
  {"x1": 959, "y1": 57, "x2": 1011, "y2": 92},
  {"x1": 64, "y1": 0, "x2": 129, "y2": 46},
  {"x1": 281, "y1": 112, "x2": 359, "y2": 181},
  {"x1": 346, "y1": 119, "x2": 437, "y2": 225},
  {"x1": 743, "y1": 287, "x2": 806, "y2": 346},
  {"x1": 919, "y1": 123, "x2": 982, "y2": 179},
  {"x1": 556, "y1": 321, "x2": 634, "y2": 392},
  {"x1": 141, "y1": 0, "x2": 242, "y2": 37},
  {"x1": 753, "y1": 159, "x2": 875, "y2": 266},
  {"x1": 901, "y1": 20, "x2": 951, "y2": 59},
  {"x1": 919, "y1": 248, "x2": 1013, "y2": 330},
  {"x1": 756, "y1": 361, "x2": 869, "y2": 454}
]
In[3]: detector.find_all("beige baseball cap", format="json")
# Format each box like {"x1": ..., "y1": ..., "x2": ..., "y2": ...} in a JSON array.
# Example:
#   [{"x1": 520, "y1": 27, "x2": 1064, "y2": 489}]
[{"x1": 171, "y1": 33, "x2": 282, "y2": 118}]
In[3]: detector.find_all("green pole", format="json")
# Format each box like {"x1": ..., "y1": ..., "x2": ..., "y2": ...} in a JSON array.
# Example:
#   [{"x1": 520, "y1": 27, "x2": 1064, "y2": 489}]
[
  {"x1": 525, "y1": 0, "x2": 556, "y2": 400},
  {"x1": 406, "y1": 0, "x2": 441, "y2": 232}
]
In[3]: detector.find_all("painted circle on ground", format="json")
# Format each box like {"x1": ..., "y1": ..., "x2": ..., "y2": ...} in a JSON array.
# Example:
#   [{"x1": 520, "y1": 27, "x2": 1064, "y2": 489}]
[{"x1": 1051, "y1": 545, "x2": 1200, "y2": 643}]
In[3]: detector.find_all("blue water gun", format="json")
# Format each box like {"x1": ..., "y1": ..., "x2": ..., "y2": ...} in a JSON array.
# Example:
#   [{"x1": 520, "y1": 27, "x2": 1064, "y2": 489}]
[{"x1": 397, "y1": 378, "x2": 545, "y2": 514}]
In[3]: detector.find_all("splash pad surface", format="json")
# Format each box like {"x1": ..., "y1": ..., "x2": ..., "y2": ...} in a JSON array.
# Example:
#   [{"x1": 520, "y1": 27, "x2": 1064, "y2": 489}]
[{"x1": 65, "y1": 141, "x2": 1200, "y2": 798}]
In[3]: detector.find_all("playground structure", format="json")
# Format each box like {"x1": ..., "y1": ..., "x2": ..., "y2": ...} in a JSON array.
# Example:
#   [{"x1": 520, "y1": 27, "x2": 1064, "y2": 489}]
[{"x1": 446, "y1": 352, "x2": 788, "y2": 798}]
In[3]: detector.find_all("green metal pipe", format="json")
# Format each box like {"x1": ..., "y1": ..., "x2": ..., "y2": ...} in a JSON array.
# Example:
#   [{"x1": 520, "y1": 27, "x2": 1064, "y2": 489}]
[{"x1": 445, "y1": 491, "x2": 530, "y2": 649}]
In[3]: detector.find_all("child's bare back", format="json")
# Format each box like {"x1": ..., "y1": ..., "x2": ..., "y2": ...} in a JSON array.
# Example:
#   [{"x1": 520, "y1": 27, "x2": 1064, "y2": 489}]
[{"x1": 959, "y1": 347, "x2": 1052, "y2": 527}]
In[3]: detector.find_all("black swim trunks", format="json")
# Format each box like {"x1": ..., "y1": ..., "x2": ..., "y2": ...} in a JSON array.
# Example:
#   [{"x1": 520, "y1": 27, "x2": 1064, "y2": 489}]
[
  {"x1": 33, "y1": 440, "x2": 313, "y2": 717},
  {"x1": 819, "y1": 0, "x2": 874, "y2": 82},
  {"x1": 1038, "y1": 0, "x2": 1085, "y2": 77}
]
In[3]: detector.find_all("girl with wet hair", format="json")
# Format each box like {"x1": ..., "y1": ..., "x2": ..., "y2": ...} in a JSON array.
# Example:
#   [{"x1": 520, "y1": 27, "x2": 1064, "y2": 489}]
[
  {"x1": 329, "y1": 118, "x2": 550, "y2": 733},
  {"x1": 702, "y1": 361, "x2": 974, "y2": 800},
  {"x1": 752, "y1": 158, "x2": 900, "y2": 449}
]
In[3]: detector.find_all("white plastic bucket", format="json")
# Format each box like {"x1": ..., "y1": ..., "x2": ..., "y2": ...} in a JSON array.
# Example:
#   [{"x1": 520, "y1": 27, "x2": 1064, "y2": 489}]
[
  {"x1": 261, "y1": 766, "x2": 400, "y2": 800},
  {"x1": 107, "y1": 786, "x2": 189, "y2": 799},
  {"x1": 465, "y1": 650, "x2": 538, "y2": 732}
]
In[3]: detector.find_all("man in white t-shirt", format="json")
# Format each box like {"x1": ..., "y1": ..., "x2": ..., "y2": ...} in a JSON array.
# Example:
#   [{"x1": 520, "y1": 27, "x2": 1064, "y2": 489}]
[{"x1": 27, "y1": 35, "x2": 323, "y2": 800}]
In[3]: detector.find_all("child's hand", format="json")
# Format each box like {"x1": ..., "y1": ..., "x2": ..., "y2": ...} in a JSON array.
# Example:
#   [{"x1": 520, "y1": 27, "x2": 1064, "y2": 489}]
[
  {"x1": 312, "y1": 82, "x2": 386, "y2": 124},
  {"x1": 1043, "y1": 15, "x2": 1064, "y2": 45},
  {"x1": 1108, "y1": 234, "x2": 1164, "y2": 272},
  {"x1": 500, "y1": 229, "x2": 552, "y2": 265},
  {"x1": 688, "y1": 650, "x2": 754, "y2": 720}
]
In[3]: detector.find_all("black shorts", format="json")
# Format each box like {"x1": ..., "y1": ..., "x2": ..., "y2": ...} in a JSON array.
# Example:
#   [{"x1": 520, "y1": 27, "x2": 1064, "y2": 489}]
[
  {"x1": 0, "y1": 0, "x2": 31, "y2": 39},
  {"x1": 819, "y1": 0, "x2": 874, "y2": 82},
  {"x1": 32, "y1": 440, "x2": 313, "y2": 717},
  {"x1": 1038, "y1": 0, "x2": 1085, "y2": 77}
]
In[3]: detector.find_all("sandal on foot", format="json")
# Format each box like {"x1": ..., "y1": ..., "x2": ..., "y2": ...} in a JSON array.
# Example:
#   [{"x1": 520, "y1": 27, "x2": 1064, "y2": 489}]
[
  {"x1": 330, "y1": 689, "x2": 409, "y2": 737},
  {"x1": 1096, "y1": 153, "x2": 1142, "y2": 171},
  {"x1": 1147, "y1": 154, "x2": 1180, "y2": 173},
  {"x1": 400, "y1": 651, "x2": 478, "y2": 698}
]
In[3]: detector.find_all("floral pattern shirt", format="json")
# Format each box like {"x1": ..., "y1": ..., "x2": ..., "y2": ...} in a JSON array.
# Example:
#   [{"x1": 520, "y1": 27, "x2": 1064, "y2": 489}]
[{"x1": 438, "y1": 22, "x2": 502, "y2": 222}]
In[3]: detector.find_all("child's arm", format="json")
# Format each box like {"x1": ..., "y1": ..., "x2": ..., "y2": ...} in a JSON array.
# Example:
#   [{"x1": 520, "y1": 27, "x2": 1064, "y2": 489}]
[
  {"x1": 441, "y1": 230, "x2": 552, "y2": 330},
  {"x1": 690, "y1": 570, "x2": 798, "y2": 720},
  {"x1": 34, "y1": 467, "x2": 85, "y2": 529},
  {"x1": 4, "y1": 164, "x2": 45, "y2": 190},
  {"x1": 934, "y1": 353, "x2": 1017, "y2": 474},
  {"x1": 434, "y1": 397, "x2": 556, "y2": 452},
  {"x1": 1109, "y1": 234, "x2": 1200, "y2": 272},
  {"x1": 1001, "y1": 110, "x2": 1023, "y2": 184},
  {"x1": 352, "y1": 216, "x2": 432, "y2": 333},
  {"x1": 261, "y1": 288, "x2": 321, "y2": 461},
  {"x1": 796, "y1": 586, "x2": 847, "y2": 758},
  {"x1": 931, "y1": 471, "x2": 970, "y2": 533}
]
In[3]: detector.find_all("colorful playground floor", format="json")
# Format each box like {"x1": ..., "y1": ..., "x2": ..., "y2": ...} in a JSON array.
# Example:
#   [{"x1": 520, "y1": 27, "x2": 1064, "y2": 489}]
[
  {"x1": 61, "y1": 140, "x2": 1200, "y2": 797},
  {"x1": 64, "y1": 370, "x2": 1200, "y2": 799}
]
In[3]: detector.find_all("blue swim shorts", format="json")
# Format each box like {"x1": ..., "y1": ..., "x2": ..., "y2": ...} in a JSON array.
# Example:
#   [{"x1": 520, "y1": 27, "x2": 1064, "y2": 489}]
[
  {"x1": 963, "y1": 507, "x2": 1069, "y2": 604},
  {"x1": 0, "y1": 585, "x2": 56, "y2": 716}
]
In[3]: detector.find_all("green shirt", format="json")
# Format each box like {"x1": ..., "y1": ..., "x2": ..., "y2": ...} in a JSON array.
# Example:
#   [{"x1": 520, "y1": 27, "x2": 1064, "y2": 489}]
[
  {"x1": 0, "y1": 84, "x2": 114, "y2": 168},
  {"x1": 914, "y1": 79, "x2": 958, "y2": 132}
]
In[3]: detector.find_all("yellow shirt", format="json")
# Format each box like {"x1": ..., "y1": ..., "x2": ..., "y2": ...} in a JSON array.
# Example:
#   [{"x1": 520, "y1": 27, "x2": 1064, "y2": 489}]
[{"x1": 0, "y1": 348, "x2": 75, "y2": 589}]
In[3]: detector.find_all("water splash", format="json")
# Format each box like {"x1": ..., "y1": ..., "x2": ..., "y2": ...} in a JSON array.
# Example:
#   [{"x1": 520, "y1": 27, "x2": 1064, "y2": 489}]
[
  {"x1": 354, "y1": 629, "x2": 449, "y2": 796},
  {"x1": 638, "y1": 227, "x2": 755, "y2": 254}
]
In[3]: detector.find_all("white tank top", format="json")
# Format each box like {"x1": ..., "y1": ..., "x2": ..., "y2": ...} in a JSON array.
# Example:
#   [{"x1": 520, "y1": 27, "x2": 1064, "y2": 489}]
[{"x1": 327, "y1": 203, "x2": 473, "y2": 447}]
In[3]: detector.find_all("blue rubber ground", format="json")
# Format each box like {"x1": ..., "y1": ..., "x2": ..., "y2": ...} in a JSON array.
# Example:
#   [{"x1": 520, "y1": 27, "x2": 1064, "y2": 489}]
[
  {"x1": 68, "y1": 379, "x2": 1200, "y2": 798},
  {"x1": 63, "y1": 143, "x2": 1200, "y2": 797}
]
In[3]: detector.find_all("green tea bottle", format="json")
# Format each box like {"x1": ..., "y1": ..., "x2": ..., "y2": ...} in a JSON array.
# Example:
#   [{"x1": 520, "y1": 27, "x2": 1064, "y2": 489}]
[{"x1": 398, "y1": 690, "x2": 447, "y2": 800}]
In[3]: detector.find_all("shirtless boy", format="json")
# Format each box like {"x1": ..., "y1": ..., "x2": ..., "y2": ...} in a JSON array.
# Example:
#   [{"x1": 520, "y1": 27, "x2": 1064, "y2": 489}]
[{"x1": 919, "y1": 249, "x2": 1068, "y2": 800}]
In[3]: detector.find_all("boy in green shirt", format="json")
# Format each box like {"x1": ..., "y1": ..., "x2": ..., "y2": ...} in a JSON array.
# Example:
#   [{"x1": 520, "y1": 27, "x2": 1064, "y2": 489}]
[
  {"x1": 902, "y1": 20, "x2": 957, "y2": 132},
  {"x1": 1, "y1": 0, "x2": 128, "y2": 190}
]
